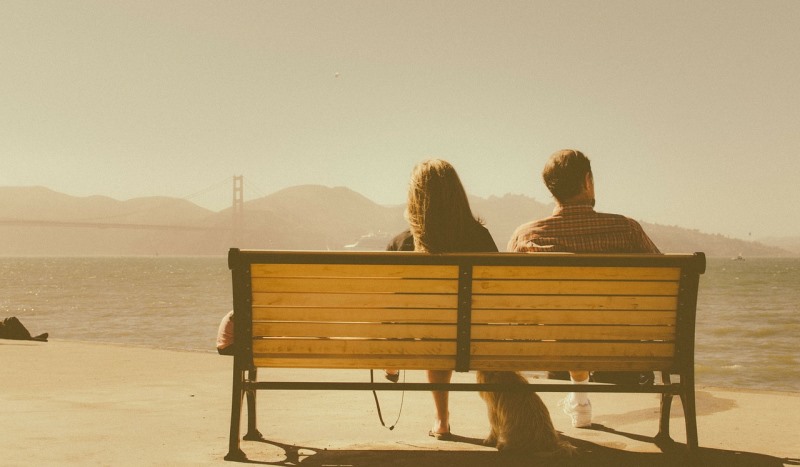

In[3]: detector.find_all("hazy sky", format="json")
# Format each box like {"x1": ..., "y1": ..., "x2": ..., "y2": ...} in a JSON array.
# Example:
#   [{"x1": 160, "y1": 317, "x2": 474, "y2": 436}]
[{"x1": 2, "y1": 1, "x2": 798, "y2": 240}]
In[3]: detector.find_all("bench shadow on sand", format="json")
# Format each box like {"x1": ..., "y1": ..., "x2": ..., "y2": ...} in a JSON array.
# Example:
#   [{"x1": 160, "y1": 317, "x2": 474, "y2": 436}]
[{"x1": 232, "y1": 430, "x2": 798, "y2": 467}]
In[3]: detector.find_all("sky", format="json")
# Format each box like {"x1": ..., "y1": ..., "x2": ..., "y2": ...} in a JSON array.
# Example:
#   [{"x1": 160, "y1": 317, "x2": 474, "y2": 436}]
[{"x1": 2, "y1": 1, "x2": 799, "y2": 240}]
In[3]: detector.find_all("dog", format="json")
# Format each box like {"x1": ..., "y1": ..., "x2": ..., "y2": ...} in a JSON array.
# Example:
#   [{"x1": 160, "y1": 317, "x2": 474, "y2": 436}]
[{"x1": 476, "y1": 370, "x2": 576, "y2": 456}]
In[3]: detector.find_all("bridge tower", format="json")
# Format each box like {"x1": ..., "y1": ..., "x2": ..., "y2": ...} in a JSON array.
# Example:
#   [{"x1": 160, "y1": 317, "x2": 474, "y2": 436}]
[{"x1": 232, "y1": 175, "x2": 244, "y2": 246}]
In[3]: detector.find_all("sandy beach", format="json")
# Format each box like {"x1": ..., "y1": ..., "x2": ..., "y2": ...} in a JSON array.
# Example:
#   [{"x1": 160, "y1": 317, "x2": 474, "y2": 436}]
[{"x1": 1, "y1": 340, "x2": 797, "y2": 466}]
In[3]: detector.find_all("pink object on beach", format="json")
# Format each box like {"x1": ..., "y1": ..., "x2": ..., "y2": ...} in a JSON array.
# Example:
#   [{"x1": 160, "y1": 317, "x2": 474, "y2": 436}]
[{"x1": 217, "y1": 310, "x2": 234, "y2": 351}]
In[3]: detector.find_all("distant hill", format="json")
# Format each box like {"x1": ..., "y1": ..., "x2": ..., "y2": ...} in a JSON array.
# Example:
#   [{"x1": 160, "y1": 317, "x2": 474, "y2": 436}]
[
  {"x1": 0, "y1": 185, "x2": 794, "y2": 257},
  {"x1": 468, "y1": 193, "x2": 554, "y2": 250},
  {"x1": 641, "y1": 224, "x2": 790, "y2": 258},
  {"x1": 0, "y1": 187, "x2": 216, "y2": 256},
  {"x1": 0, "y1": 187, "x2": 213, "y2": 224},
  {"x1": 758, "y1": 236, "x2": 800, "y2": 255},
  {"x1": 220, "y1": 184, "x2": 407, "y2": 250}
]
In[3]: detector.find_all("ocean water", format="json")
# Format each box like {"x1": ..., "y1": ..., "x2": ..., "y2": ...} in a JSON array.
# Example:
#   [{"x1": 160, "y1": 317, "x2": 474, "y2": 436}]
[
  {"x1": 1, "y1": 256, "x2": 797, "y2": 392},
  {"x1": 694, "y1": 257, "x2": 799, "y2": 392}
]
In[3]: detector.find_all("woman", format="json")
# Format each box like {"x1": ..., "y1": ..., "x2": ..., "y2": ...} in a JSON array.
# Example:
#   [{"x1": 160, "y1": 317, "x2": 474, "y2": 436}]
[{"x1": 385, "y1": 159, "x2": 497, "y2": 439}]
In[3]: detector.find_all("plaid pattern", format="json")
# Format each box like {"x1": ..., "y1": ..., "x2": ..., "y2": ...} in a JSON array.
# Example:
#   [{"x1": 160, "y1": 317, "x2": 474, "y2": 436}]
[{"x1": 507, "y1": 203, "x2": 660, "y2": 254}]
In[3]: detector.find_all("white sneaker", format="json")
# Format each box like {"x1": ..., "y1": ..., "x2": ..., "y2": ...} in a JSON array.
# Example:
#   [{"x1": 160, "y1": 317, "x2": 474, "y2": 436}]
[{"x1": 559, "y1": 397, "x2": 592, "y2": 428}]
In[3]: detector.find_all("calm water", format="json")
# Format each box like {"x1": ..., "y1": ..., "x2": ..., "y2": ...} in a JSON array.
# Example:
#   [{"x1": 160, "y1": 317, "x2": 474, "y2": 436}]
[
  {"x1": 1, "y1": 256, "x2": 798, "y2": 392},
  {"x1": 694, "y1": 257, "x2": 799, "y2": 392}
]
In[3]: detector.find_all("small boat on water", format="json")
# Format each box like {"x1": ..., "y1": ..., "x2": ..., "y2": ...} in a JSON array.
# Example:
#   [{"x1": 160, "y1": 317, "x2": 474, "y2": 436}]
[{"x1": 732, "y1": 253, "x2": 745, "y2": 261}]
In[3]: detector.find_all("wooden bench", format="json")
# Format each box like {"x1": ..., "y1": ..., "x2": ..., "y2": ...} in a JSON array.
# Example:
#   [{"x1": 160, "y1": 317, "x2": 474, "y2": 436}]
[{"x1": 225, "y1": 248, "x2": 706, "y2": 461}]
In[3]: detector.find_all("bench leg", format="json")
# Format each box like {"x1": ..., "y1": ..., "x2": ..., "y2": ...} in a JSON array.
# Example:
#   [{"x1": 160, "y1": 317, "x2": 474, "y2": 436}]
[
  {"x1": 224, "y1": 365, "x2": 247, "y2": 461},
  {"x1": 243, "y1": 368, "x2": 264, "y2": 441},
  {"x1": 679, "y1": 374, "x2": 699, "y2": 451},
  {"x1": 655, "y1": 372, "x2": 674, "y2": 445}
]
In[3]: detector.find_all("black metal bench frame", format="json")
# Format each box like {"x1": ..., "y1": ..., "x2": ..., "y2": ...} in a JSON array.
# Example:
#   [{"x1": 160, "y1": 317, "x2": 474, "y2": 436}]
[{"x1": 224, "y1": 248, "x2": 705, "y2": 461}]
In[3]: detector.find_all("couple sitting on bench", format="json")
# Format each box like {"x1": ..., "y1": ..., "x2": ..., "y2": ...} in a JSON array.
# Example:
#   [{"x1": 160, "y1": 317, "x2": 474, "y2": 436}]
[{"x1": 219, "y1": 149, "x2": 662, "y2": 437}]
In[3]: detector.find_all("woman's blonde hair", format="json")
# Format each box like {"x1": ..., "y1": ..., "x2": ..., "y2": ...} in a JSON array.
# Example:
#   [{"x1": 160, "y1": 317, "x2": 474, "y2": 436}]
[{"x1": 405, "y1": 159, "x2": 481, "y2": 253}]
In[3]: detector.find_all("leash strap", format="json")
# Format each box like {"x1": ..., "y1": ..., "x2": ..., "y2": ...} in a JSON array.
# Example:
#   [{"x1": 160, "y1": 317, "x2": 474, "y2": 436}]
[{"x1": 370, "y1": 370, "x2": 405, "y2": 430}]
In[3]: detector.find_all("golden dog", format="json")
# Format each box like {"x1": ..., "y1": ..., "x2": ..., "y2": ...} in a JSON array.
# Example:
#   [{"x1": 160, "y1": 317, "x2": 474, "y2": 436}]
[{"x1": 477, "y1": 370, "x2": 576, "y2": 455}]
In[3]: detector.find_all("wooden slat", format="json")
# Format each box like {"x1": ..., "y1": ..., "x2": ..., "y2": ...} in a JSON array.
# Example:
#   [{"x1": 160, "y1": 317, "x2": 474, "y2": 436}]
[
  {"x1": 236, "y1": 252, "x2": 701, "y2": 375},
  {"x1": 251, "y1": 263, "x2": 458, "y2": 279},
  {"x1": 474, "y1": 265, "x2": 681, "y2": 281},
  {"x1": 471, "y1": 341, "x2": 675, "y2": 358},
  {"x1": 253, "y1": 292, "x2": 457, "y2": 308},
  {"x1": 470, "y1": 324, "x2": 674, "y2": 341},
  {"x1": 473, "y1": 279, "x2": 679, "y2": 296},
  {"x1": 253, "y1": 342, "x2": 676, "y2": 367},
  {"x1": 472, "y1": 295, "x2": 677, "y2": 311},
  {"x1": 471, "y1": 309, "x2": 676, "y2": 326},
  {"x1": 254, "y1": 307, "x2": 458, "y2": 323},
  {"x1": 253, "y1": 322, "x2": 456, "y2": 339},
  {"x1": 469, "y1": 356, "x2": 673, "y2": 372},
  {"x1": 252, "y1": 355, "x2": 455, "y2": 370},
  {"x1": 252, "y1": 277, "x2": 458, "y2": 294},
  {"x1": 253, "y1": 338, "x2": 456, "y2": 356}
]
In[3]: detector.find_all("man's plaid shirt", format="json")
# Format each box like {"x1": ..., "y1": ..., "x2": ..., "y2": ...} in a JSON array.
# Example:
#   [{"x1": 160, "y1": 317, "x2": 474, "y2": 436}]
[{"x1": 507, "y1": 202, "x2": 660, "y2": 254}]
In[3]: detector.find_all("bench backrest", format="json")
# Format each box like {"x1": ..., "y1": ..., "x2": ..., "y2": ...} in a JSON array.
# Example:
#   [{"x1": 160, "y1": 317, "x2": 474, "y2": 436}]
[{"x1": 228, "y1": 249, "x2": 705, "y2": 374}]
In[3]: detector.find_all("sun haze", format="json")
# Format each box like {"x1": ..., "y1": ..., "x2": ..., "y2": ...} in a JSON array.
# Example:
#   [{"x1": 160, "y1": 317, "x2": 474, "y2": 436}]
[{"x1": 1, "y1": 1, "x2": 798, "y2": 239}]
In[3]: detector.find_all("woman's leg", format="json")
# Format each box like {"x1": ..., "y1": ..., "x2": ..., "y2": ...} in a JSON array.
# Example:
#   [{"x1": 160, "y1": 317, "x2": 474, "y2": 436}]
[{"x1": 427, "y1": 369, "x2": 452, "y2": 434}]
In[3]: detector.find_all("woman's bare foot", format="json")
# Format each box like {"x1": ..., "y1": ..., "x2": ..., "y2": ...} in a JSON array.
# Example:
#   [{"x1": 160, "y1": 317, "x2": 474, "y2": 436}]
[{"x1": 428, "y1": 420, "x2": 452, "y2": 440}]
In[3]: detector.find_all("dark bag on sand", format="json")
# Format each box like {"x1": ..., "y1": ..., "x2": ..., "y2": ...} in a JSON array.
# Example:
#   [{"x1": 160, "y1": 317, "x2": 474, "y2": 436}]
[
  {"x1": 548, "y1": 370, "x2": 654, "y2": 386},
  {"x1": 0, "y1": 317, "x2": 48, "y2": 342}
]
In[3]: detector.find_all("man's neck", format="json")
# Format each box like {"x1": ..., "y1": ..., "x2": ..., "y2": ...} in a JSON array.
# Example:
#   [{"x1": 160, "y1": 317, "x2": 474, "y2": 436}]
[{"x1": 557, "y1": 196, "x2": 595, "y2": 208}]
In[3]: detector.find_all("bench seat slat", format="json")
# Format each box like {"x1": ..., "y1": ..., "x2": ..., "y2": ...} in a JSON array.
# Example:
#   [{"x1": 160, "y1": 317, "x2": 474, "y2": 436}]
[
  {"x1": 473, "y1": 279, "x2": 679, "y2": 296},
  {"x1": 252, "y1": 277, "x2": 458, "y2": 294},
  {"x1": 253, "y1": 338, "x2": 456, "y2": 356},
  {"x1": 256, "y1": 308, "x2": 678, "y2": 326},
  {"x1": 473, "y1": 295, "x2": 677, "y2": 310},
  {"x1": 251, "y1": 339, "x2": 673, "y2": 358},
  {"x1": 469, "y1": 356, "x2": 674, "y2": 372},
  {"x1": 471, "y1": 341, "x2": 675, "y2": 358},
  {"x1": 251, "y1": 263, "x2": 458, "y2": 279},
  {"x1": 473, "y1": 265, "x2": 681, "y2": 281},
  {"x1": 250, "y1": 356, "x2": 672, "y2": 371},
  {"x1": 471, "y1": 324, "x2": 674, "y2": 341},
  {"x1": 254, "y1": 307, "x2": 458, "y2": 323},
  {"x1": 252, "y1": 355, "x2": 455, "y2": 370},
  {"x1": 253, "y1": 322, "x2": 456, "y2": 339},
  {"x1": 253, "y1": 322, "x2": 673, "y2": 341},
  {"x1": 471, "y1": 309, "x2": 676, "y2": 325},
  {"x1": 253, "y1": 292, "x2": 457, "y2": 308}
]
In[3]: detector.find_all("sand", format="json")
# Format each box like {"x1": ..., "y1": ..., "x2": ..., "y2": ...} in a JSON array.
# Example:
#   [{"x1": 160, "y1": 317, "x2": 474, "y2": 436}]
[{"x1": 1, "y1": 340, "x2": 797, "y2": 466}]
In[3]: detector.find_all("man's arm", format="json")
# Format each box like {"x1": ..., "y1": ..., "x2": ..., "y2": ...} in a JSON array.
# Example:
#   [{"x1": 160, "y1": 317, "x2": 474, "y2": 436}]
[{"x1": 507, "y1": 221, "x2": 535, "y2": 252}]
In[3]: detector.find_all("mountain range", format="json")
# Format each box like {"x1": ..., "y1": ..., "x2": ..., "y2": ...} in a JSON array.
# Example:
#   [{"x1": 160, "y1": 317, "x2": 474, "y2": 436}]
[{"x1": 0, "y1": 185, "x2": 795, "y2": 257}]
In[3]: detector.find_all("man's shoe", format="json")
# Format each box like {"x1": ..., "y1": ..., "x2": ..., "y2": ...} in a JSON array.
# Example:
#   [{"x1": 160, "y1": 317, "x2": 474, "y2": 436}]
[{"x1": 559, "y1": 397, "x2": 592, "y2": 428}]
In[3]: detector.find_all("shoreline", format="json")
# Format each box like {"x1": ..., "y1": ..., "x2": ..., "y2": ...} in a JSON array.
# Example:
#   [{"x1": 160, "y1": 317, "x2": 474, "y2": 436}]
[{"x1": 1, "y1": 340, "x2": 797, "y2": 466}]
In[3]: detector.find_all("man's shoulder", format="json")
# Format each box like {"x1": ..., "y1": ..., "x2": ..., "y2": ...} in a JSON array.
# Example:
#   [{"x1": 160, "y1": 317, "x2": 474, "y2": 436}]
[
  {"x1": 509, "y1": 218, "x2": 550, "y2": 240},
  {"x1": 594, "y1": 210, "x2": 644, "y2": 227},
  {"x1": 507, "y1": 217, "x2": 553, "y2": 251},
  {"x1": 593, "y1": 211, "x2": 659, "y2": 253},
  {"x1": 514, "y1": 214, "x2": 556, "y2": 231}
]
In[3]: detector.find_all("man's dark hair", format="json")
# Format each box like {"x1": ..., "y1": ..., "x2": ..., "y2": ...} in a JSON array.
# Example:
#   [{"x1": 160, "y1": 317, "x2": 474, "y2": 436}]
[{"x1": 542, "y1": 149, "x2": 592, "y2": 203}]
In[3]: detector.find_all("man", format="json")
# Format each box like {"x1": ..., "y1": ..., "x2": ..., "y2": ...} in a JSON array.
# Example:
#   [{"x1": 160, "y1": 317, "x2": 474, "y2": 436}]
[{"x1": 508, "y1": 149, "x2": 660, "y2": 428}]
